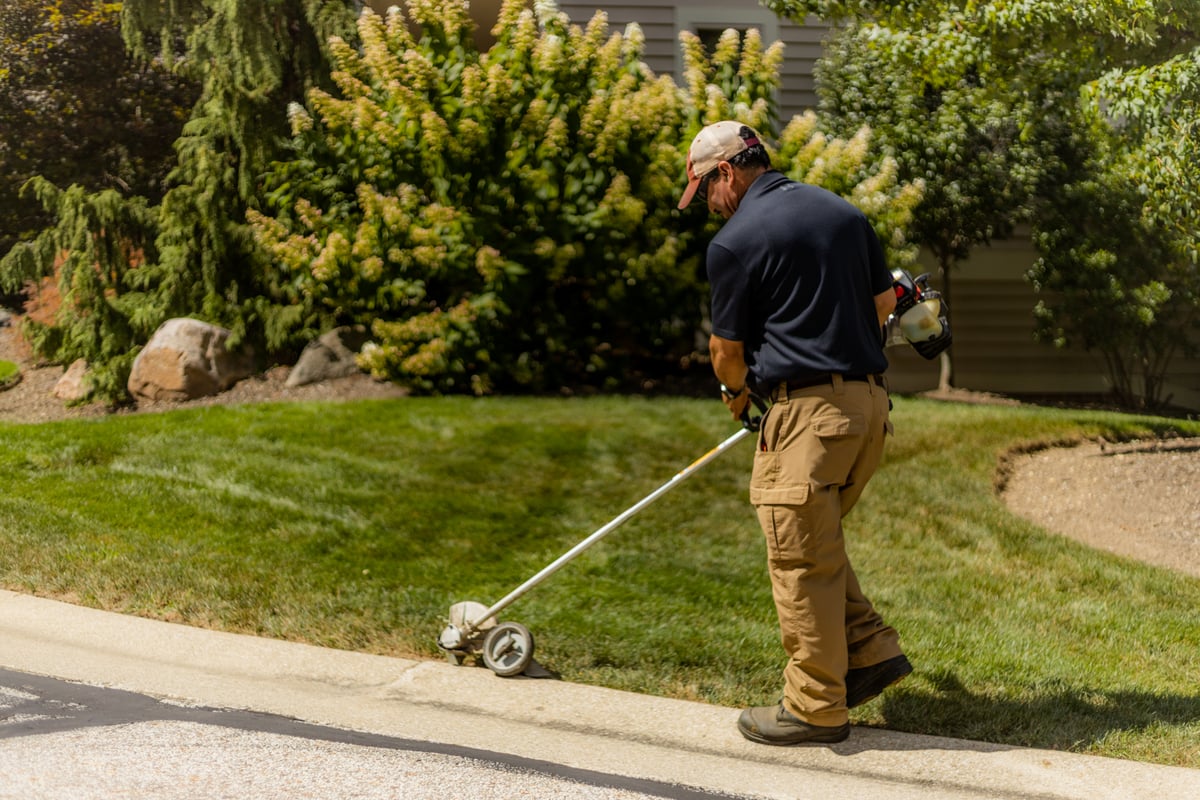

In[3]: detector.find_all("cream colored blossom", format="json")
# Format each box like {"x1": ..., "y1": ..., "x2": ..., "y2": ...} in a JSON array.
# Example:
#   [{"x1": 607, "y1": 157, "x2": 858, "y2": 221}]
[
  {"x1": 535, "y1": 32, "x2": 564, "y2": 73},
  {"x1": 295, "y1": 198, "x2": 323, "y2": 230},
  {"x1": 358, "y1": 9, "x2": 399, "y2": 85},
  {"x1": 474, "y1": 246, "x2": 505, "y2": 282},
  {"x1": 712, "y1": 29, "x2": 740, "y2": 67},
  {"x1": 580, "y1": 12, "x2": 609, "y2": 58},
  {"x1": 287, "y1": 102, "x2": 313, "y2": 135},
  {"x1": 533, "y1": 0, "x2": 559, "y2": 28},
  {"x1": 410, "y1": 0, "x2": 470, "y2": 36},
  {"x1": 412, "y1": 245, "x2": 447, "y2": 270},
  {"x1": 492, "y1": 0, "x2": 526, "y2": 38},
  {"x1": 327, "y1": 37, "x2": 358, "y2": 72},
  {"x1": 460, "y1": 64, "x2": 485, "y2": 106},
  {"x1": 622, "y1": 22, "x2": 644, "y2": 61},
  {"x1": 401, "y1": 49, "x2": 438, "y2": 93},
  {"x1": 384, "y1": 5, "x2": 414, "y2": 51},
  {"x1": 360, "y1": 255, "x2": 384, "y2": 282},
  {"x1": 421, "y1": 110, "x2": 450, "y2": 156},
  {"x1": 513, "y1": 8, "x2": 538, "y2": 53},
  {"x1": 311, "y1": 231, "x2": 349, "y2": 282},
  {"x1": 451, "y1": 118, "x2": 487, "y2": 159},
  {"x1": 544, "y1": 115, "x2": 568, "y2": 152}
]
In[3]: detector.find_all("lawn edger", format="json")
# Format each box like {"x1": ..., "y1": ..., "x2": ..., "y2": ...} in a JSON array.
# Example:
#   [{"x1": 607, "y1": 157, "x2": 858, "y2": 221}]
[{"x1": 436, "y1": 397, "x2": 767, "y2": 677}]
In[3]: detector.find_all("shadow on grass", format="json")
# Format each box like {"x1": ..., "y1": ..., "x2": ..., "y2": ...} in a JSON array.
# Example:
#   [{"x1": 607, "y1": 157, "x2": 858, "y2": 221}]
[{"x1": 848, "y1": 668, "x2": 1200, "y2": 756}]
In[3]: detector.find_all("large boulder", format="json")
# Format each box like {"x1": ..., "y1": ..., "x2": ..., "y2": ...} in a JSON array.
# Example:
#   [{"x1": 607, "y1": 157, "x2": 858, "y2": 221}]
[
  {"x1": 128, "y1": 318, "x2": 254, "y2": 402},
  {"x1": 285, "y1": 326, "x2": 369, "y2": 388}
]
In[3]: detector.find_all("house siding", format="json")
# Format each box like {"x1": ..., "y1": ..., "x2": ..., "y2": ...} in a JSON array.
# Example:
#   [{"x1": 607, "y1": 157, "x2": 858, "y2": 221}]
[
  {"x1": 890, "y1": 235, "x2": 1200, "y2": 411},
  {"x1": 776, "y1": 19, "x2": 828, "y2": 117},
  {"x1": 561, "y1": 2, "x2": 827, "y2": 119}
]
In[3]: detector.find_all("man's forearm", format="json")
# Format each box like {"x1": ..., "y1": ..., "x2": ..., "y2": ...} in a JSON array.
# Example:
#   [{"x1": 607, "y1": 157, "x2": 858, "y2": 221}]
[
  {"x1": 709, "y1": 335, "x2": 748, "y2": 390},
  {"x1": 874, "y1": 287, "x2": 897, "y2": 328}
]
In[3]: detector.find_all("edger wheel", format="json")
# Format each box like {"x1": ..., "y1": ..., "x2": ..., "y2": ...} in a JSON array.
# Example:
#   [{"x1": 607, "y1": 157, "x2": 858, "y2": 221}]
[{"x1": 481, "y1": 621, "x2": 534, "y2": 677}]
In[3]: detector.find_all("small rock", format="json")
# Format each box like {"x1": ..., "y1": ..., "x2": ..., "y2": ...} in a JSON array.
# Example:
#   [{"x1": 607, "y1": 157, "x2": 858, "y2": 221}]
[
  {"x1": 54, "y1": 359, "x2": 90, "y2": 402},
  {"x1": 286, "y1": 326, "x2": 369, "y2": 388}
]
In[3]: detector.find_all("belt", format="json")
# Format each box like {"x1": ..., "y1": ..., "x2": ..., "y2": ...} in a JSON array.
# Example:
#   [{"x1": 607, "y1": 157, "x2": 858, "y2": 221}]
[{"x1": 769, "y1": 373, "x2": 884, "y2": 400}]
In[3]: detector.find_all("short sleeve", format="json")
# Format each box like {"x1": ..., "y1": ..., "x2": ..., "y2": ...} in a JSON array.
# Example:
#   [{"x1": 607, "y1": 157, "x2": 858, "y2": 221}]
[
  {"x1": 707, "y1": 242, "x2": 750, "y2": 341},
  {"x1": 862, "y1": 217, "x2": 892, "y2": 296}
]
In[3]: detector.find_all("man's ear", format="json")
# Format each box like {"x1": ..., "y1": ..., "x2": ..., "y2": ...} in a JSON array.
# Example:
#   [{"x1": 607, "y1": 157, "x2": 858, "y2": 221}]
[{"x1": 718, "y1": 162, "x2": 734, "y2": 183}]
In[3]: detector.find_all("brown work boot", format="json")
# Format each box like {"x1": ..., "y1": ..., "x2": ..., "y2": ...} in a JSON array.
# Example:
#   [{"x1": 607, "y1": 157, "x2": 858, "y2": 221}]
[
  {"x1": 846, "y1": 654, "x2": 913, "y2": 709},
  {"x1": 737, "y1": 704, "x2": 850, "y2": 746}
]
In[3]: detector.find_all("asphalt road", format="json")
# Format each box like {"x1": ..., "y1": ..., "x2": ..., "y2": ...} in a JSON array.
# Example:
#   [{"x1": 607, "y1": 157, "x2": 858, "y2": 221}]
[
  {"x1": 0, "y1": 669, "x2": 737, "y2": 800},
  {"x1": 3, "y1": 590, "x2": 1198, "y2": 800}
]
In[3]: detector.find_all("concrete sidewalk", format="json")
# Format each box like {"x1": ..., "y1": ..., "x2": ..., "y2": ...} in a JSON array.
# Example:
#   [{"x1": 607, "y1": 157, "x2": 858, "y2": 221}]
[{"x1": 1, "y1": 589, "x2": 1197, "y2": 799}]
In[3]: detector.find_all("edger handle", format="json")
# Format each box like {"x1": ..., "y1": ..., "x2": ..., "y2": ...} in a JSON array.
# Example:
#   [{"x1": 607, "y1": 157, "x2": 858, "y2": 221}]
[
  {"x1": 458, "y1": 420, "x2": 757, "y2": 637},
  {"x1": 741, "y1": 392, "x2": 768, "y2": 433}
]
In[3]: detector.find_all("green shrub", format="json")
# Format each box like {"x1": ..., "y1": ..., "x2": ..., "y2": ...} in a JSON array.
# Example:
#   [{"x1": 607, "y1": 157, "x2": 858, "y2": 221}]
[
  {"x1": 0, "y1": 1, "x2": 360, "y2": 405},
  {"x1": 251, "y1": 0, "x2": 695, "y2": 394},
  {"x1": 1, "y1": 181, "x2": 157, "y2": 402},
  {"x1": 1029, "y1": 120, "x2": 1195, "y2": 411},
  {"x1": 253, "y1": 1, "x2": 926, "y2": 395}
]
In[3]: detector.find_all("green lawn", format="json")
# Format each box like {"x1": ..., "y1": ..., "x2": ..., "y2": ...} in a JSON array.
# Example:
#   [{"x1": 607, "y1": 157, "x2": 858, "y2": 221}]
[
  {"x1": 0, "y1": 360, "x2": 19, "y2": 388},
  {"x1": 0, "y1": 395, "x2": 1197, "y2": 766}
]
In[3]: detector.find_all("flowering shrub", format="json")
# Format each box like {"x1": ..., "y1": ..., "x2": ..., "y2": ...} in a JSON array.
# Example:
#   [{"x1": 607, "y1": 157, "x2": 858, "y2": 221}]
[
  {"x1": 251, "y1": 0, "x2": 691, "y2": 393},
  {"x1": 678, "y1": 27, "x2": 784, "y2": 134},
  {"x1": 775, "y1": 111, "x2": 923, "y2": 267}
]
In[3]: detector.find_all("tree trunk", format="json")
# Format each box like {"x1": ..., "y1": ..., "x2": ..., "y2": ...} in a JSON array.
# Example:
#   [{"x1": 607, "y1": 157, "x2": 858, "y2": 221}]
[
  {"x1": 938, "y1": 350, "x2": 953, "y2": 392},
  {"x1": 937, "y1": 258, "x2": 954, "y2": 391}
]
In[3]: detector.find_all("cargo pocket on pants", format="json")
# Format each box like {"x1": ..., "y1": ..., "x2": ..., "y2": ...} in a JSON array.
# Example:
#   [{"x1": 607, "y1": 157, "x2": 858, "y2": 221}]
[{"x1": 750, "y1": 451, "x2": 810, "y2": 506}]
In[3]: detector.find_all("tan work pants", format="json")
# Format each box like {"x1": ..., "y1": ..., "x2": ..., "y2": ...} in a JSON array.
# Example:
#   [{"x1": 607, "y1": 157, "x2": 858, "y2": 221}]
[{"x1": 749, "y1": 375, "x2": 902, "y2": 726}]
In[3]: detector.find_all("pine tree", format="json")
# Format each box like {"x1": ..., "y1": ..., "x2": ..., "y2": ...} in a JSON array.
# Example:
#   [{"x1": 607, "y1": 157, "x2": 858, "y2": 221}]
[{"x1": 0, "y1": 0, "x2": 360, "y2": 403}]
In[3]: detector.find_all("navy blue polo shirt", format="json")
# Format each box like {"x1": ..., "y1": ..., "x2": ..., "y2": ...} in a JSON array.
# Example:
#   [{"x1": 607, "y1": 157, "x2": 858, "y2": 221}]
[{"x1": 707, "y1": 171, "x2": 893, "y2": 389}]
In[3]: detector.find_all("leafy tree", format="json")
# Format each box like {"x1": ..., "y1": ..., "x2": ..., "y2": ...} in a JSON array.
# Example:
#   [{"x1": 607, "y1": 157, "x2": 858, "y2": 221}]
[
  {"x1": 6, "y1": 178, "x2": 159, "y2": 400},
  {"x1": 0, "y1": 0, "x2": 194, "y2": 259},
  {"x1": 1096, "y1": 50, "x2": 1200, "y2": 271},
  {"x1": 1030, "y1": 115, "x2": 1196, "y2": 409},
  {"x1": 0, "y1": 0, "x2": 359, "y2": 403},
  {"x1": 765, "y1": 0, "x2": 1200, "y2": 405},
  {"x1": 1029, "y1": 116, "x2": 1193, "y2": 410},
  {"x1": 814, "y1": 25, "x2": 1037, "y2": 388}
]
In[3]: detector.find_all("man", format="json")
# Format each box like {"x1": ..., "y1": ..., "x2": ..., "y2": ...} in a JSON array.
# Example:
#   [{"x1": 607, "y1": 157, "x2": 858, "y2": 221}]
[{"x1": 678, "y1": 120, "x2": 912, "y2": 746}]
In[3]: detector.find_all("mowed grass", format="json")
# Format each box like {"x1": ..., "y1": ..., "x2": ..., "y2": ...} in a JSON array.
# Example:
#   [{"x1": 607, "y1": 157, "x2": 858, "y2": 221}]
[{"x1": 0, "y1": 395, "x2": 1197, "y2": 766}]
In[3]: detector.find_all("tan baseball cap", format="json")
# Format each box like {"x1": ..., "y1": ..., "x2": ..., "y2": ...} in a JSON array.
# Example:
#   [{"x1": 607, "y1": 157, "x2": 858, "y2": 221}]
[{"x1": 677, "y1": 121, "x2": 762, "y2": 209}]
